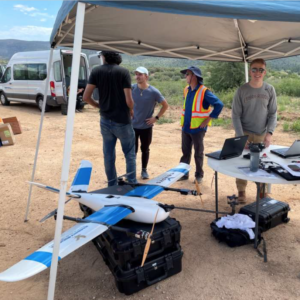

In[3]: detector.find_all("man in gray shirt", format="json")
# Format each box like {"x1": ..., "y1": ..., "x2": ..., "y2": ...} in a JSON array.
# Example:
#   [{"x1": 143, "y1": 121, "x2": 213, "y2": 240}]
[
  {"x1": 232, "y1": 58, "x2": 277, "y2": 203},
  {"x1": 132, "y1": 67, "x2": 169, "y2": 179}
]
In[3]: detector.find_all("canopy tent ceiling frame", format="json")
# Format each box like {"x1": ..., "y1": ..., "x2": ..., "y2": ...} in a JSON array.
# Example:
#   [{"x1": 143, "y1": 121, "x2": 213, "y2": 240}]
[{"x1": 21, "y1": 1, "x2": 300, "y2": 299}]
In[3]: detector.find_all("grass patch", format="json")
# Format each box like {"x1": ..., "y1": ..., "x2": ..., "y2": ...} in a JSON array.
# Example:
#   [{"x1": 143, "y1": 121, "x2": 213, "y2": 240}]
[
  {"x1": 211, "y1": 118, "x2": 232, "y2": 128},
  {"x1": 283, "y1": 122, "x2": 290, "y2": 132},
  {"x1": 157, "y1": 117, "x2": 174, "y2": 125},
  {"x1": 290, "y1": 120, "x2": 300, "y2": 132}
]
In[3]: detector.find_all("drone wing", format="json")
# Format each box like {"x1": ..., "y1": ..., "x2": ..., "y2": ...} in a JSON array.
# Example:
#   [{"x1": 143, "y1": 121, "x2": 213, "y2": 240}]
[
  {"x1": 125, "y1": 162, "x2": 190, "y2": 199},
  {"x1": 0, "y1": 205, "x2": 133, "y2": 282}
]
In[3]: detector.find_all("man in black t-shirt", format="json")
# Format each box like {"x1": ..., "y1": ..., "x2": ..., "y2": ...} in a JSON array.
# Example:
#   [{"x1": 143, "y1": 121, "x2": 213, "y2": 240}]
[{"x1": 83, "y1": 51, "x2": 137, "y2": 186}]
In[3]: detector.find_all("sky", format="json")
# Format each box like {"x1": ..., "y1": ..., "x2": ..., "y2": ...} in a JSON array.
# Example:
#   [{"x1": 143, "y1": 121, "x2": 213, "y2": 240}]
[{"x1": 0, "y1": 0, "x2": 63, "y2": 42}]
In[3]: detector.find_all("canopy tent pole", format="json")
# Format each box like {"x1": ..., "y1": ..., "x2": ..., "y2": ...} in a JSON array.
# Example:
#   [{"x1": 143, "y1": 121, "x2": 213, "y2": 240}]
[
  {"x1": 47, "y1": 3, "x2": 86, "y2": 300},
  {"x1": 24, "y1": 48, "x2": 55, "y2": 221},
  {"x1": 244, "y1": 61, "x2": 249, "y2": 82}
]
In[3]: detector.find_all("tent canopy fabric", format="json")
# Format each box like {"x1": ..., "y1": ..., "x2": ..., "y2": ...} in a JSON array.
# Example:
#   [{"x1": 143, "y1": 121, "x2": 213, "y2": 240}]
[{"x1": 50, "y1": 1, "x2": 300, "y2": 62}]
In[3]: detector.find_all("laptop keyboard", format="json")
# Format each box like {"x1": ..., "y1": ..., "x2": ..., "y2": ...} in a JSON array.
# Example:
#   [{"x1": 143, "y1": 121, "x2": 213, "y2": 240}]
[{"x1": 209, "y1": 150, "x2": 221, "y2": 158}]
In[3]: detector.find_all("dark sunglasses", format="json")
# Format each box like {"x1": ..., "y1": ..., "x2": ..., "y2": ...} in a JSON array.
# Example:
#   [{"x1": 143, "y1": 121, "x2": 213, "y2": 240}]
[{"x1": 251, "y1": 68, "x2": 265, "y2": 74}]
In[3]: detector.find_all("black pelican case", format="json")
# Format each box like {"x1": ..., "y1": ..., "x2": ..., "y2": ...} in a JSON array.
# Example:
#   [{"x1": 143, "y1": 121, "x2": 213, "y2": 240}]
[
  {"x1": 93, "y1": 217, "x2": 181, "y2": 270},
  {"x1": 95, "y1": 241, "x2": 183, "y2": 295},
  {"x1": 239, "y1": 197, "x2": 290, "y2": 232}
]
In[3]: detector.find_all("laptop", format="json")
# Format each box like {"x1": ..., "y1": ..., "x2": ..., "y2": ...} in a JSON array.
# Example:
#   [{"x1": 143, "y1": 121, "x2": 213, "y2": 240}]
[
  {"x1": 270, "y1": 140, "x2": 300, "y2": 158},
  {"x1": 205, "y1": 136, "x2": 248, "y2": 160}
]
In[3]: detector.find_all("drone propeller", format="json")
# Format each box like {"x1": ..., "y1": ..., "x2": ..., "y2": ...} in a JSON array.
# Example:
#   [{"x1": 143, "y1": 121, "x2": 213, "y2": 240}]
[
  {"x1": 39, "y1": 198, "x2": 73, "y2": 223},
  {"x1": 194, "y1": 180, "x2": 203, "y2": 204},
  {"x1": 141, "y1": 208, "x2": 159, "y2": 267}
]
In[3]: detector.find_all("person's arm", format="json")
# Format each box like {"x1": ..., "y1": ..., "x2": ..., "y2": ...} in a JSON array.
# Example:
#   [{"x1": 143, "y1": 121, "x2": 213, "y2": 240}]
[
  {"x1": 146, "y1": 99, "x2": 169, "y2": 125},
  {"x1": 83, "y1": 84, "x2": 99, "y2": 108},
  {"x1": 200, "y1": 90, "x2": 224, "y2": 128},
  {"x1": 231, "y1": 89, "x2": 244, "y2": 137},
  {"x1": 124, "y1": 87, "x2": 134, "y2": 116},
  {"x1": 264, "y1": 86, "x2": 277, "y2": 147}
]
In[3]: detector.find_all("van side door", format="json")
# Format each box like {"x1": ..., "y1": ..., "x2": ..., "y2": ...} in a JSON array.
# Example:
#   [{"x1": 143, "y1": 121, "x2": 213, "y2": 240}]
[{"x1": 10, "y1": 64, "x2": 29, "y2": 101}]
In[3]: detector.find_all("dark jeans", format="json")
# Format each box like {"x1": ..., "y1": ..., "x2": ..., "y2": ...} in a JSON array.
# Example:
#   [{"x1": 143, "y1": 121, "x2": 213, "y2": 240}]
[
  {"x1": 180, "y1": 130, "x2": 206, "y2": 178},
  {"x1": 134, "y1": 127, "x2": 153, "y2": 169},
  {"x1": 100, "y1": 117, "x2": 137, "y2": 186}
]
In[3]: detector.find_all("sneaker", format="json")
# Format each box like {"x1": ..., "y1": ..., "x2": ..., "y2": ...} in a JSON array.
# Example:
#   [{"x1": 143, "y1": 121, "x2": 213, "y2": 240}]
[
  {"x1": 141, "y1": 168, "x2": 149, "y2": 180},
  {"x1": 178, "y1": 173, "x2": 189, "y2": 181},
  {"x1": 238, "y1": 191, "x2": 246, "y2": 204},
  {"x1": 194, "y1": 177, "x2": 203, "y2": 184}
]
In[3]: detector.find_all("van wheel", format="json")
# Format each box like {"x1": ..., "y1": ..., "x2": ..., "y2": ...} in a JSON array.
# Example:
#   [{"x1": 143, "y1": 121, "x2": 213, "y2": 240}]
[
  {"x1": 0, "y1": 93, "x2": 10, "y2": 106},
  {"x1": 61, "y1": 103, "x2": 68, "y2": 115},
  {"x1": 37, "y1": 96, "x2": 50, "y2": 112}
]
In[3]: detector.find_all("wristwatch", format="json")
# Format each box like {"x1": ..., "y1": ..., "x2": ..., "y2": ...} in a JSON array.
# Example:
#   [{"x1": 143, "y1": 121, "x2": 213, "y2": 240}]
[{"x1": 155, "y1": 116, "x2": 159, "y2": 120}]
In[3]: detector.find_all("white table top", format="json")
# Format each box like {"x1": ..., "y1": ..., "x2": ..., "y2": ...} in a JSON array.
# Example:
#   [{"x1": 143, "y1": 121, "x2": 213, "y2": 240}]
[{"x1": 207, "y1": 145, "x2": 300, "y2": 184}]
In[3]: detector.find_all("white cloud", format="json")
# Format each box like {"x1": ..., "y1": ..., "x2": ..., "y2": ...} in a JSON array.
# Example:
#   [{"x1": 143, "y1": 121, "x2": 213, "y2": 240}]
[
  {"x1": 14, "y1": 4, "x2": 37, "y2": 13},
  {"x1": 14, "y1": 4, "x2": 54, "y2": 20},
  {"x1": 40, "y1": 18, "x2": 47, "y2": 22},
  {"x1": 0, "y1": 26, "x2": 52, "y2": 41}
]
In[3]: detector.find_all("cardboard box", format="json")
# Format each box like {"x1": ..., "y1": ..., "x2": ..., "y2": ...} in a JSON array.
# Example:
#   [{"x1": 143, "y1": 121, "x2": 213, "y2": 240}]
[
  {"x1": 2, "y1": 116, "x2": 22, "y2": 134},
  {"x1": 0, "y1": 123, "x2": 15, "y2": 146}
]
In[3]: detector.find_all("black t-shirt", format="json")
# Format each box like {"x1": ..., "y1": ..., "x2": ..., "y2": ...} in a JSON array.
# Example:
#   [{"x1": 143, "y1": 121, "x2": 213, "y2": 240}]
[{"x1": 89, "y1": 64, "x2": 132, "y2": 124}]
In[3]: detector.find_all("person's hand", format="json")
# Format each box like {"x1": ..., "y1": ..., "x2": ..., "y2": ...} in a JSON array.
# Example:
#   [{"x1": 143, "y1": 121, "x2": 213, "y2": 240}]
[
  {"x1": 130, "y1": 109, "x2": 134, "y2": 118},
  {"x1": 77, "y1": 88, "x2": 84, "y2": 94},
  {"x1": 146, "y1": 117, "x2": 156, "y2": 125},
  {"x1": 245, "y1": 140, "x2": 250, "y2": 150},
  {"x1": 199, "y1": 118, "x2": 211, "y2": 128},
  {"x1": 264, "y1": 133, "x2": 272, "y2": 148}
]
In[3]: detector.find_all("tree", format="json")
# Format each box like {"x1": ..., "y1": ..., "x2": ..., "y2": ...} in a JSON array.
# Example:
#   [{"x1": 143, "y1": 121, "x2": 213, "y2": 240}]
[{"x1": 204, "y1": 61, "x2": 245, "y2": 92}]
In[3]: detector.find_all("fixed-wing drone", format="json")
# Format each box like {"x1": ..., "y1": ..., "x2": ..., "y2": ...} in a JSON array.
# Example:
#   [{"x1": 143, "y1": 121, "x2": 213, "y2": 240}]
[{"x1": 0, "y1": 160, "x2": 211, "y2": 282}]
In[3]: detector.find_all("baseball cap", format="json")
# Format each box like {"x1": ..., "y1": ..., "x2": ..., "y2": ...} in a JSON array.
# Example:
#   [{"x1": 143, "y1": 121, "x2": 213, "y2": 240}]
[
  {"x1": 180, "y1": 66, "x2": 203, "y2": 80},
  {"x1": 135, "y1": 66, "x2": 149, "y2": 75}
]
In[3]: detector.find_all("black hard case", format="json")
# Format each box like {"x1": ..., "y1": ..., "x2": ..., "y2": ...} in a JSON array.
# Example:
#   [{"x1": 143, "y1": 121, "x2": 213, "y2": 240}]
[
  {"x1": 95, "y1": 241, "x2": 183, "y2": 295},
  {"x1": 93, "y1": 217, "x2": 181, "y2": 270},
  {"x1": 239, "y1": 198, "x2": 290, "y2": 232}
]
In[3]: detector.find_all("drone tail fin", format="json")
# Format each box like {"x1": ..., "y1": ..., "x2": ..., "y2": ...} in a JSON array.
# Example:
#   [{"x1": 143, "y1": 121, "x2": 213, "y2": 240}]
[{"x1": 69, "y1": 160, "x2": 92, "y2": 193}]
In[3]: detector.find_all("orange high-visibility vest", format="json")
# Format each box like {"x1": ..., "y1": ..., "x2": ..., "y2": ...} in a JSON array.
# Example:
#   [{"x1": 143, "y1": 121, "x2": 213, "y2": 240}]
[{"x1": 181, "y1": 85, "x2": 212, "y2": 129}]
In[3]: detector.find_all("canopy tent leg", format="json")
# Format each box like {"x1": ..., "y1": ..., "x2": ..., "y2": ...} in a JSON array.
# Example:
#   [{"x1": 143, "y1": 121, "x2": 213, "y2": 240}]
[
  {"x1": 24, "y1": 47, "x2": 55, "y2": 222},
  {"x1": 47, "y1": 3, "x2": 86, "y2": 300},
  {"x1": 244, "y1": 61, "x2": 249, "y2": 82}
]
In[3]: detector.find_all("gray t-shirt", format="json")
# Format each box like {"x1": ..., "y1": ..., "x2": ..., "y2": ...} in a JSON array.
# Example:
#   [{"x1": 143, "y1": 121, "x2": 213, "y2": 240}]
[
  {"x1": 132, "y1": 84, "x2": 165, "y2": 129},
  {"x1": 232, "y1": 82, "x2": 277, "y2": 136}
]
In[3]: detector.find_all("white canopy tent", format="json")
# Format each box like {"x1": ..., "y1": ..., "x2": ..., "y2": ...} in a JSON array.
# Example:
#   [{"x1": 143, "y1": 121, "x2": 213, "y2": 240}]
[{"x1": 24, "y1": 1, "x2": 300, "y2": 299}]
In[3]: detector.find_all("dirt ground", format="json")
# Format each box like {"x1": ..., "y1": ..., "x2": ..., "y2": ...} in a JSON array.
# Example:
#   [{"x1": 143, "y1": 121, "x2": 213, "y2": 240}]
[{"x1": 0, "y1": 103, "x2": 300, "y2": 300}]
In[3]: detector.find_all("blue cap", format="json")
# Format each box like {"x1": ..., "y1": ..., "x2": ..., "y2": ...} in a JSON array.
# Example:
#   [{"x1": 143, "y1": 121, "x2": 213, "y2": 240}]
[{"x1": 180, "y1": 66, "x2": 203, "y2": 81}]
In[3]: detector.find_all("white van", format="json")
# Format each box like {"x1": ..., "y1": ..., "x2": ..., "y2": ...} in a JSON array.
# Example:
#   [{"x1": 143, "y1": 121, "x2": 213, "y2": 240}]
[{"x1": 0, "y1": 50, "x2": 89, "y2": 114}]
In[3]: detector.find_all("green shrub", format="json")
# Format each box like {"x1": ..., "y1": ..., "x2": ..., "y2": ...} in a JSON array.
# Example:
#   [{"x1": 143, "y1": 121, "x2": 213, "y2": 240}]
[
  {"x1": 216, "y1": 89, "x2": 236, "y2": 109},
  {"x1": 283, "y1": 122, "x2": 290, "y2": 132},
  {"x1": 291, "y1": 120, "x2": 300, "y2": 132}
]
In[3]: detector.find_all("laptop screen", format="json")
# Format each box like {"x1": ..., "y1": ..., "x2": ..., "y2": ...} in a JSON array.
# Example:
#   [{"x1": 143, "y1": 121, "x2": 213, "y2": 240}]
[{"x1": 220, "y1": 136, "x2": 248, "y2": 158}]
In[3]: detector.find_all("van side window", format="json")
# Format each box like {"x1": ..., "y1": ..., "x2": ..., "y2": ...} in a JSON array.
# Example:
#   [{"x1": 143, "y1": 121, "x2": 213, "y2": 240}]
[
  {"x1": 14, "y1": 64, "x2": 27, "y2": 80},
  {"x1": 13, "y1": 64, "x2": 47, "y2": 81},
  {"x1": 28, "y1": 64, "x2": 47, "y2": 80},
  {"x1": 53, "y1": 61, "x2": 62, "y2": 82},
  {"x1": 2, "y1": 67, "x2": 11, "y2": 83}
]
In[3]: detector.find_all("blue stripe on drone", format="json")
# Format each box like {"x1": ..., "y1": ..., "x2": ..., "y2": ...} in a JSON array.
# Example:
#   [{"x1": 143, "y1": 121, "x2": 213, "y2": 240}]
[
  {"x1": 72, "y1": 167, "x2": 91, "y2": 186},
  {"x1": 168, "y1": 168, "x2": 188, "y2": 174},
  {"x1": 24, "y1": 251, "x2": 61, "y2": 268},
  {"x1": 86, "y1": 206, "x2": 132, "y2": 225},
  {"x1": 125, "y1": 186, "x2": 164, "y2": 199}
]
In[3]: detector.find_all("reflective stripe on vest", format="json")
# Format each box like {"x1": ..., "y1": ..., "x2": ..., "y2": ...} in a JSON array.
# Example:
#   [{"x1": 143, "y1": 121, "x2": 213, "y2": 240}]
[{"x1": 181, "y1": 85, "x2": 212, "y2": 129}]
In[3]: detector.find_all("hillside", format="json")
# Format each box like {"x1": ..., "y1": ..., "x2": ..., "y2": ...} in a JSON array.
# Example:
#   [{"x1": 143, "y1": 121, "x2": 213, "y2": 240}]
[{"x1": 0, "y1": 39, "x2": 300, "y2": 72}]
